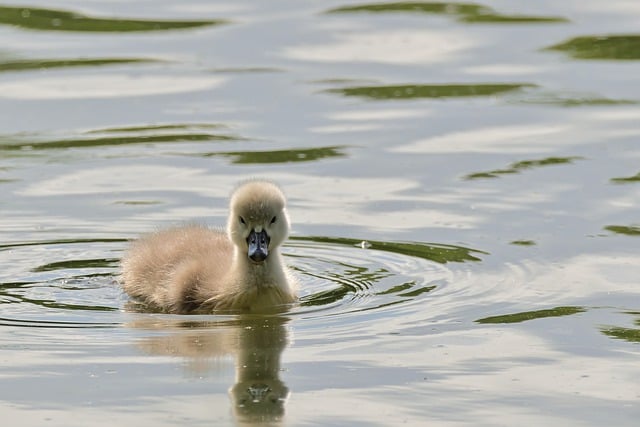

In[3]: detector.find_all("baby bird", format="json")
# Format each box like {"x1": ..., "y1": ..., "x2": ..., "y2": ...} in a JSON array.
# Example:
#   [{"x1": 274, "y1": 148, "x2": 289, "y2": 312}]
[{"x1": 120, "y1": 180, "x2": 298, "y2": 313}]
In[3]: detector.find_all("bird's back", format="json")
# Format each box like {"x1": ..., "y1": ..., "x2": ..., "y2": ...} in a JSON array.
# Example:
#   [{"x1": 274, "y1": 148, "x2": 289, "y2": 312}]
[{"x1": 120, "y1": 224, "x2": 233, "y2": 311}]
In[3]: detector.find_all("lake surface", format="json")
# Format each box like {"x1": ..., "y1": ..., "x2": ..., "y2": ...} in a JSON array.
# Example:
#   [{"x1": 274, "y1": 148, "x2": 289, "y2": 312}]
[{"x1": 1, "y1": 1, "x2": 639, "y2": 425}]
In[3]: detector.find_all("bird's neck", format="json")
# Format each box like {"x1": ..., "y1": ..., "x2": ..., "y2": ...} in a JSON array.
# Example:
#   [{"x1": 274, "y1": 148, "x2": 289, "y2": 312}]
[{"x1": 233, "y1": 247, "x2": 286, "y2": 289}]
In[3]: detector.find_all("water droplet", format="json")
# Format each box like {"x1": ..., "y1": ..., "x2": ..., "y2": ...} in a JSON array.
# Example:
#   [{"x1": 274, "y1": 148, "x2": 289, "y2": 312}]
[{"x1": 358, "y1": 240, "x2": 372, "y2": 249}]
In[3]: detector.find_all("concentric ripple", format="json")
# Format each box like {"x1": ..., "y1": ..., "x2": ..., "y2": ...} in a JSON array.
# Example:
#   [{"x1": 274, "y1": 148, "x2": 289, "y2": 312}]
[
  {"x1": 286, "y1": 236, "x2": 483, "y2": 319},
  {"x1": 0, "y1": 238, "x2": 127, "y2": 328},
  {"x1": 0, "y1": 236, "x2": 485, "y2": 328}
]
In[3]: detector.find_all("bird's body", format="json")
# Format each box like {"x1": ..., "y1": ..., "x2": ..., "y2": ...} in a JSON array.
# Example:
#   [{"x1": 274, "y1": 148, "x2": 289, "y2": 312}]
[{"x1": 120, "y1": 180, "x2": 297, "y2": 313}]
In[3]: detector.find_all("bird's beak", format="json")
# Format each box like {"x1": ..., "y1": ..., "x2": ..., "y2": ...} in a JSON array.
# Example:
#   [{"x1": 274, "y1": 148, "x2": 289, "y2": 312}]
[{"x1": 247, "y1": 229, "x2": 270, "y2": 263}]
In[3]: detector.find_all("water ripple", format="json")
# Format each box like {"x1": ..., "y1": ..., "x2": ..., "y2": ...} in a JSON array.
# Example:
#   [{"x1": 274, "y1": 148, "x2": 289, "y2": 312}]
[
  {"x1": 0, "y1": 5, "x2": 226, "y2": 33},
  {"x1": 287, "y1": 237, "x2": 482, "y2": 319},
  {"x1": 0, "y1": 236, "x2": 484, "y2": 328}
]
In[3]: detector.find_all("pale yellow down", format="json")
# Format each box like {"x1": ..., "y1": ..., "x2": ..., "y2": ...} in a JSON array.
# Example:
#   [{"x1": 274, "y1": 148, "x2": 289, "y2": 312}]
[{"x1": 120, "y1": 180, "x2": 298, "y2": 313}]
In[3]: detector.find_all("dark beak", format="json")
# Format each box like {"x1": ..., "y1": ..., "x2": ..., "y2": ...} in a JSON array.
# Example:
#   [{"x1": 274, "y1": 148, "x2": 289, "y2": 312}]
[{"x1": 247, "y1": 229, "x2": 270, "y2": 263}]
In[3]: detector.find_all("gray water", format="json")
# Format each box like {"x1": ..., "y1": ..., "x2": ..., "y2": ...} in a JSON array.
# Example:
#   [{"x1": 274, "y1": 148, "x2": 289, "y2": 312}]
[{"x1": 1, "y1": 1, "x2": 639, "y2": 425}]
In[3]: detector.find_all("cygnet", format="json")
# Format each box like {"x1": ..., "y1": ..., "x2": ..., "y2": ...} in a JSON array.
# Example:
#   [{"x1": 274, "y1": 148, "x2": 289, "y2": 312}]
[{"x1": 120, "y1": 180, "x2": 298, "y2": 313}]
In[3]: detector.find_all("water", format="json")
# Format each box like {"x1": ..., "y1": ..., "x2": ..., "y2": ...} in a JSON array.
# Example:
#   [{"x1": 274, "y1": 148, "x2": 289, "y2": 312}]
[{"x1": 1, "y1": 1, "x2": 639, "y2": 425}]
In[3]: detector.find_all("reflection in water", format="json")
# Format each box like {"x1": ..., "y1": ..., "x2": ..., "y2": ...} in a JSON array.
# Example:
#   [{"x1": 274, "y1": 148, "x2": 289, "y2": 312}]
[
  {"x1": 510, "y1": 240, "x2": 536, "y2": 246},
  {"x1": 284, "y1": 28, "x2": 476, "y2": 65},
  {"x1": 611, "y1": 171, "x2": 640, "y2": 183},
  {"x1": 286, "y1": 237, "x2": 472, "y2": 308},
  {"x1": 464, "y1": 156, "x2": 583, "y2": 180},
  {"x1": 326, "y1": 83, "x2": 534, "y2": 100},
  {"x1": 476, "y1": 306, "x2": 585, "y2": 324},
  {"x1": 0, "y1": 76, "x2": 226, "y2": 101},
  {"x1": 135, "y1": 316, "x2": 290, "y2": 425},
  {"x1": 0, "y1": 5, "x2": 226, "y2": 32},
  {"x1": 602, "y1": 312, "x2": 640, "y2": 343},
  {"x1": 602, "y1": 326, "x2": 640, "y2": 342},
  {"x1": 327, "y1": 2, "x2": 568, "y2": 24},
  {"x1": 32, "y1": 258, "x2": 118, "y2": 272},
  {"x1": 87, "y1": 123, "x2": 225, "y2": 134},
  {"x1": 391, "y1": 123, "x2": 569, "y2": 154},
  {"x1": 0, "y1": 237, "x2": 127, "y2": 250},
  {"x1": 290, "y1": 235, "x2": 485, "y2": 263},
  {"x1": 0, "y1": 58, "x2": 156, "y2": 73},
  {"x1": 0, "y1": 123, "x2": 239, "y2": 151},
  {"x1": 546, "y1": 35, "x2": 640, "y2": 60},
  {"x1": 198, "y1": 146, "x2": 346, "y2": 164},
  {"x1": 512, "y1": 91, "x2": 636, "y2": 107},
  {"x1": 604, "y1": 225, "x2": 640, "y2": 236},
  {"x1": 0, "y1": 0, "x2": 638, "y2": 422},
  {"x1": 0, "y1": 134, "x2": 235, "y2": 151}
]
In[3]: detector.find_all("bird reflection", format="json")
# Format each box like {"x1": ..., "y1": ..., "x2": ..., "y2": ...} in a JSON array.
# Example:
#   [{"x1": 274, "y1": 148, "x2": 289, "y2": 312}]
[{"x1": 132, "y1": 315, "x2": 290, "y2": 425}]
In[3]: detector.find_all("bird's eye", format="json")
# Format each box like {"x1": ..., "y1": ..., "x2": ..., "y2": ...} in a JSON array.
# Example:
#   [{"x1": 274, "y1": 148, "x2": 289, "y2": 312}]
[
  {"x1": 239, "y1": 216, "x2": 246, "y2": 225},
  {"x1": 270, "y1": 216, "x2": 277, "y2": 224}
]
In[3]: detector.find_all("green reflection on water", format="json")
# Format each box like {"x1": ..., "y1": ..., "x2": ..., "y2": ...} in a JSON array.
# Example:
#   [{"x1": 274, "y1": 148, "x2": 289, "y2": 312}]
[
  {"x1": 514, "y1": 91, "x2": 636, "y2": 107},
  {"x1": 0, "y1": 132, "x2": 238, "y2": 151},
  {"x1": 510, "y1": 240, "x2": 536, "y2": 246},
  {"x1": 476, "y1": 306, "x2": 585, "y2": 324},
  {"x1": 0, "y1": 238, "x2": 128, "y2": 251},
  {"x1": 0, "y1": 58, "x2": 155, "y2": 73},
  {"x1": 546, "y1": 35, "x2": 640, "y2": 60},
  {"x1": 300, "y1": 285, "x2": 353, "y2": 307},
  {"x1": 376, "y1": 282, "x2": 414, "y2": 295},
  {"x1": 296, "y1": 257, "x2": 390, "y2": 308},
  {"x1": 32, "y1": 258, "x2": 119, "y2": 272},
  {"x1": 300, "y1": 280, "x2": 436, "y2": 307},
  {"x1": 0, "y1": 5, "x2": 226, "y2": 32},
  {"x1": 601, "y1": 326, "x2": 640, "y2": 342},
  {"x1": 0, "y1": 317, "x2": 118, "y2": 328},
  {"x1": 327, "y1": 2, "x2": 568, "y2": 24},
  {"x1": 290, "y1": 236, "x2": 485, "y2": 263},
  {"x1": 396, "y1": 285, "x2": 436, "y2": 297},
  {"x1": 87, "y1": 123, "x2": 224, "y2": 134},
  {"x1": 465, "y1": 156, "x2": 583, "y2": 180},
  {"x1": 326, "y1": 83, "x2": 535, "y2": 100},
  {"x1": 209, "y1": 146, "x2": 346, "y2": 164},
  {"x1": 604, "y1": 225, "x2": 640, "y2": 236},
  {"x1": 611, "y1": 171, "x2": 640, "y2": 183},
  {"x1": 601, "y1": 312, "x2": 640, "y2": 343}
]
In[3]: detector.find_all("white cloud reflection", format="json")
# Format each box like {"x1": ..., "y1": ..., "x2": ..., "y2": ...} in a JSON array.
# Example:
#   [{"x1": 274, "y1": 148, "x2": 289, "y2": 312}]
[
  {"x1": 0, "y1": 74, "x2": 225, "y2": 100},
  {"x1": 392, "y1": 124, "x2": 571, "y2": 154},
  {"x1": 283, "y1": 29, "x2": 476, "y2": 64}
]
